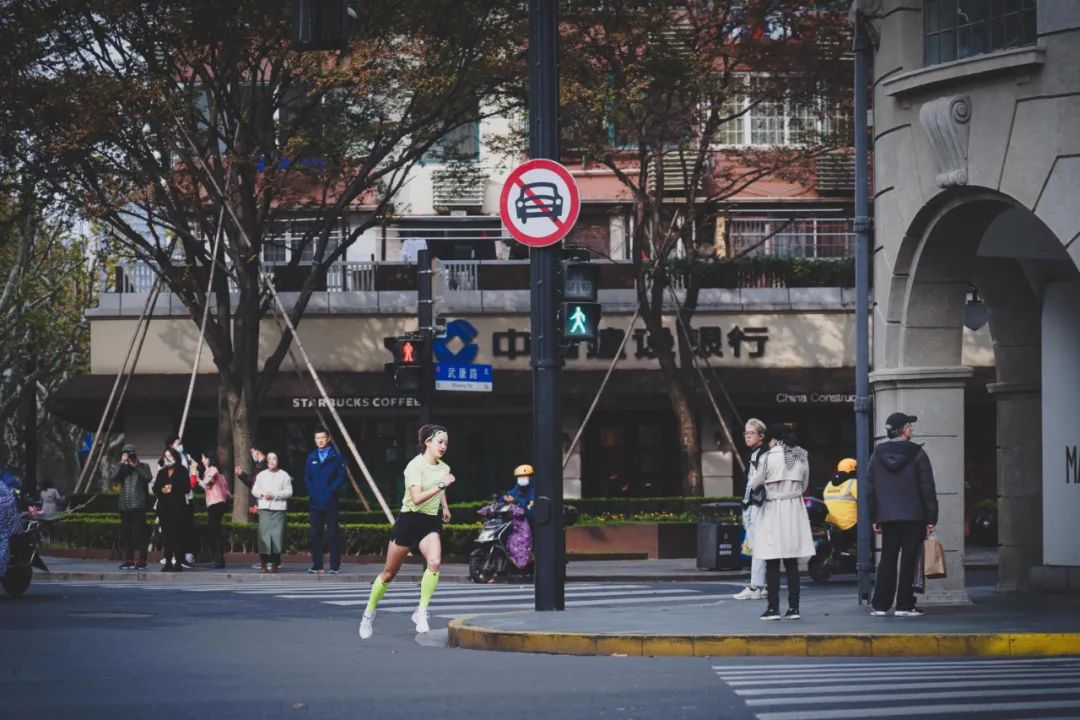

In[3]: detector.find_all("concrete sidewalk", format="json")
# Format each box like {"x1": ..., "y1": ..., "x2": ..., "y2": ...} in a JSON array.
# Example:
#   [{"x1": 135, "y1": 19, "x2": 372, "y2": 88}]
[{"x1": 448, "y1": 582, "x2": 1080, "y2": 658}]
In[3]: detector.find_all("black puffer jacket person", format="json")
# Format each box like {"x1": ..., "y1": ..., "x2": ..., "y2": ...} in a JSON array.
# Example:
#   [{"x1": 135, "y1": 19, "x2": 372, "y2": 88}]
[{"x1": 864, "y1": 439, "x2": 938, "y2": 526}]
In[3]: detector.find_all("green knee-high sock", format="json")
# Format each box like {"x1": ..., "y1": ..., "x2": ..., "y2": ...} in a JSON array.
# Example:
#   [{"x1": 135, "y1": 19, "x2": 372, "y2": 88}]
[
  {"x1": 365, "y1": 576, "x2": 389, "y2": 614},
  {"x1": 419, "y1": 569, "x2": 440, "y2": 609}
]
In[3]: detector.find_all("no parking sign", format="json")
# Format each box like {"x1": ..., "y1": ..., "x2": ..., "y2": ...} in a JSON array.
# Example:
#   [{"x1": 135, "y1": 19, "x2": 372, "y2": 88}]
[{"x1": 499, "y1": 158, "x2": 581, "y2": 247}]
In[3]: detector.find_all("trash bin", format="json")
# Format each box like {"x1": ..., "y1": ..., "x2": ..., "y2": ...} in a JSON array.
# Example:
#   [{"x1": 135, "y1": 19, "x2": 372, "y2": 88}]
[{"x1": 696, "y1": 501, "x2": 744, "y2": 571}]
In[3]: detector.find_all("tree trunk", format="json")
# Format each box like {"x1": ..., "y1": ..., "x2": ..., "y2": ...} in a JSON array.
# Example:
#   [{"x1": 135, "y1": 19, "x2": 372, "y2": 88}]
[
  {"x1": 216, "y1": 381, "x2": 237, "y2": 520},
  {"x1": 227, "y1": 385, "x2": 258, "y2": 524},
  {"x1": 639, "y1": 282, "x2": 703, "y2": 496}
]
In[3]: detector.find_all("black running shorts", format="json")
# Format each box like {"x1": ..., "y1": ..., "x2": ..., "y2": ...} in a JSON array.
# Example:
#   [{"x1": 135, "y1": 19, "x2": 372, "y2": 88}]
[{"x1": 392, "y1": 511, "x2": 442, "y2": 548}]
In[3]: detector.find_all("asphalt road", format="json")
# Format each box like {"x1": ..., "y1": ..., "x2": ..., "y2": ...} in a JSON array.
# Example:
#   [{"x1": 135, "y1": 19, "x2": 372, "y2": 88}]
[{"x1": 3, "y1": 575, "x2": 1078, "y2": 720}]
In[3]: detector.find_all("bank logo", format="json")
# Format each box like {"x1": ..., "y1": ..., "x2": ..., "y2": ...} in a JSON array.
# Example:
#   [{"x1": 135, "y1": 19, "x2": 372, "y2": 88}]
[{"x1": 433, "y1": 318, "x2": 479, "y2": 365}]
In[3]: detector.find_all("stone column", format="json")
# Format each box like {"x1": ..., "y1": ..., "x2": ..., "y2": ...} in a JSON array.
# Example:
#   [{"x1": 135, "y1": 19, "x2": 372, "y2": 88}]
[
  {"x1": 987, "y1": 381, "x2": 1042, "y2": 591},
  {"x1": 870, "y1": 366, "x2": 973, "y2": 605}
]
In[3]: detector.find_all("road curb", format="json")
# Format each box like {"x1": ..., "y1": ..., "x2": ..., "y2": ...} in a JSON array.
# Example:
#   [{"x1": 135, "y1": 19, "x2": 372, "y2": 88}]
[{"x1": 447, "y1": 618, "x2": 1080, "y2": 657}]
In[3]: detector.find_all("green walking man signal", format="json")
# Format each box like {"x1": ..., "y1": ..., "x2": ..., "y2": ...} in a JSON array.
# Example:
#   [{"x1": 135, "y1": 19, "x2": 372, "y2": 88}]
[
  {"x1": 561, "y1": 302, "x2": 601, "y2": 341},
  {"x1": 561, "y1": 260, "x2": 601, "y2": 342}
]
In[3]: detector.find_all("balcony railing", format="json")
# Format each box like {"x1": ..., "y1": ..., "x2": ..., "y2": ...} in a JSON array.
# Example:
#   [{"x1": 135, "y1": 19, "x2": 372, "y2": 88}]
[
  {"x1": 105, "y1": 260, "x2": 378, "y2": 294},
  {"x1": 729, "y1": 217, "x2": 854, "y2": 259}
]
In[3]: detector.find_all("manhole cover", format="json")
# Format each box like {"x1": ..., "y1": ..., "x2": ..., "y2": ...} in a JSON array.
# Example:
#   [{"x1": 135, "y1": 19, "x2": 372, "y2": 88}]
[{"x1": 65, "y1": 611, "x2": 155, "y2": 619}]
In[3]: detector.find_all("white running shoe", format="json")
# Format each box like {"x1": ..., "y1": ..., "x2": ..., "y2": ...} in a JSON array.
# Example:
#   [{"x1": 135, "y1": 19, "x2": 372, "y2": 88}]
[
  {"x1": 732, "y1": 587, "x2": 764, "y2": 600},
  {"x1": 411, "y1": 608, "x2": 430, "y2": 634},
  {"x1": 358, "y1": 611, "x2": 375, "y2": 639}
]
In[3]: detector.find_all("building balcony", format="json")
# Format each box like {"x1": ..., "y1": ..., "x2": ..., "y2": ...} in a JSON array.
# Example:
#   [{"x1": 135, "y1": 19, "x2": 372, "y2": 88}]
[{"x1": 96, "y1": 216, "x2": 854, "y2": 316}]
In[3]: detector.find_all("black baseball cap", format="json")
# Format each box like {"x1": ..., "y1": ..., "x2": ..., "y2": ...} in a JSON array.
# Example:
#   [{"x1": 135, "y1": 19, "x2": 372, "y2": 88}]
[{"x1": 885, "y1": 412, "x2": 918, "y2": 433}]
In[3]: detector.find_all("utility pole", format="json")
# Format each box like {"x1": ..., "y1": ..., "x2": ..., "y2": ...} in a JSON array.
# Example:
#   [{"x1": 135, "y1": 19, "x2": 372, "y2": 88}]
[
  {"x1": 529, "y1": 0, "x2": 565, "y2": 611},
  {"x1": 418, "y1": 247, "x2": 434, "y2": 425},
  {"x1": 853, "y1": 11, "x2": 874, "y2": 604}
]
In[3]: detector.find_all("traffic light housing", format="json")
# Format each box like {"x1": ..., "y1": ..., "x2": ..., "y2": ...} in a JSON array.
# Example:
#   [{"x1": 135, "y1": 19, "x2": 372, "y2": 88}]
[
  {"x1": 561, "y1": 260, "x2": 601, "y2": 342},
  {"x1": 384, "y1": 335, "x2": 427, "y2": 395},
  {"x1": 292, "y1": 0, "x2": 352, "y2": 51}
]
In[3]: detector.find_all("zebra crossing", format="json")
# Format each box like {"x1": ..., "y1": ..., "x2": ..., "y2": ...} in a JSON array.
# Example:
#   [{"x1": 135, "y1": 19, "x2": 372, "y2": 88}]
[
  {"x1": 52, "y1": 579, "x2": 721, "y2": 618},
  {"x1": 712, "y1": 657, "x2": 1080, "y2": 719}
]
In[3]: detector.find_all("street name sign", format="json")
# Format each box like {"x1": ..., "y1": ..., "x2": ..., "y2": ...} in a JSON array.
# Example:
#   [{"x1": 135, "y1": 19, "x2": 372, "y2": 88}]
[{"x1": 435, "y1": 363, "x2": 493, "y2": 392}]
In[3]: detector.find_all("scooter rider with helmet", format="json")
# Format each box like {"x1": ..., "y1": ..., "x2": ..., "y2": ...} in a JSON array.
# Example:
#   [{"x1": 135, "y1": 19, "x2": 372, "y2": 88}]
[
  {"x1": 823, "y1": 458, "x2": 859, "y2": 550},
  {"x1": 502, "y1": 464, "x2": 535, "y2": 517}
]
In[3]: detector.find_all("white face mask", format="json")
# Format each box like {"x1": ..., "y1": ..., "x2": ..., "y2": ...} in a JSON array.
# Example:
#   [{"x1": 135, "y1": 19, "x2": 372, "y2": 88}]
[
  {"x1": 176, "y1": 444, "x2": 184, "y2": 455},
  {"x1": 163, "y1": 458, "x2": 176, "y2": 468},
  {"x1": 517, "y1": 477, "x2": 530, "y2": 487}
]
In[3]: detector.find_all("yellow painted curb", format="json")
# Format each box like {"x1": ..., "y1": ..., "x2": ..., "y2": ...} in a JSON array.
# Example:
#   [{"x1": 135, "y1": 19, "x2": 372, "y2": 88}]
[{"x1": 446, "y1": 619, "x2": 1080, "y2": 658}]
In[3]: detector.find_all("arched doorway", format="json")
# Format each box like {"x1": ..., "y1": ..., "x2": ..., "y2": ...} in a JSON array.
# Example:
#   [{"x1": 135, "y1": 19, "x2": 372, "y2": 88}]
[{"x1": 874, "y1": 187, "x2": 1080, "y2": 599}]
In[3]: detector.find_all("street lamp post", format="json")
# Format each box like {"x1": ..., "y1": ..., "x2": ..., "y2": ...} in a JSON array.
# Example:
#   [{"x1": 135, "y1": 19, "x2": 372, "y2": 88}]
[{"x1": 528, "y1": 0, "x2": 565, "y2": 611}]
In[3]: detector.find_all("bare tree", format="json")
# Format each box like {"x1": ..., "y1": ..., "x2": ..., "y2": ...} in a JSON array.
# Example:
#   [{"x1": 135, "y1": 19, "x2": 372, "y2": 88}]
[
  {"x1": 7, "y1": 0, "x2": 522, "y2": 518},
  {"x1": 561, "y1": 0, "x2": 851, "y2": 494}
]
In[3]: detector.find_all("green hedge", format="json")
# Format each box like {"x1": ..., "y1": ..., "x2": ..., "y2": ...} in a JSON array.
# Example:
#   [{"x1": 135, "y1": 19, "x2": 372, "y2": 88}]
[
  {"x1": 45, "y1": 517, "x2": 483, "y2": 557},
  {"x1": 664, "y1": 256, "x2": 855, "y2": 289},
  {"x1": 63, "y1": 496, "x2": 738, "y2": 524},
  {"x1": 66, "y1": 494, "x2": 376, "y2": 514}
]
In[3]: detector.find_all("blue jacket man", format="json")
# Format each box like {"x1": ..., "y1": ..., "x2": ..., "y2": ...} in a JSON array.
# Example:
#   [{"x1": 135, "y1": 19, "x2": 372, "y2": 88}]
[{"x1": 305, "y1": 428, "x2": 346, "y2": 573}]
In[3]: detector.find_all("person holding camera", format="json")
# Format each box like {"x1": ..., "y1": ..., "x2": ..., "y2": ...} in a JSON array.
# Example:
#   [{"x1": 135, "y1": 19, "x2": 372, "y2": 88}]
[{"x1": 113, "y1": 443, "x2": 153, "y2": 570}]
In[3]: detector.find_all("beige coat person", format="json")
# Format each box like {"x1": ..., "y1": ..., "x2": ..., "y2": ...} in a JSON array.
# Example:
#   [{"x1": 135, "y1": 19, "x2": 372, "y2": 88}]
[{"x1": 748, "y1": 442, "x2": 815, "y2": 561}]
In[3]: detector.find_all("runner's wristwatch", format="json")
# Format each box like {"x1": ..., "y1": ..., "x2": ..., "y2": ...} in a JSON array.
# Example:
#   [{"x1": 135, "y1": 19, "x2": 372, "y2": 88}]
[{"x1": 437, "y1": 481, "x2": 446, "y2": 490}]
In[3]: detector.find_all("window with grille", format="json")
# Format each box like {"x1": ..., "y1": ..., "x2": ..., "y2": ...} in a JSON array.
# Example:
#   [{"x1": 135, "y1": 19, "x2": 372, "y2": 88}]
[
  {"x1": 263, "y1": 219, "x2": 342, "y2": 264},
  {"x1": 924, "y1": 0, "x2": 1037, "y2": 66},
  {"x1": 714, "y1": 76, "x2": 842, "y2": 147}
]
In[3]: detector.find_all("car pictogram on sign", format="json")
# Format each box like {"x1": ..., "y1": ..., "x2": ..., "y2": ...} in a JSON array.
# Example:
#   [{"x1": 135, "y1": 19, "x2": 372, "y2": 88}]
[{"x1": 515, "y1": 182, "x2": 563, "y2": 223}]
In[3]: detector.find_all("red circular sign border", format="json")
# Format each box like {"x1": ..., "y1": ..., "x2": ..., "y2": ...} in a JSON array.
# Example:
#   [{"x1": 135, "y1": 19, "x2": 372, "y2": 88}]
[{"x1": 499, "y1": 158, "x2": 581, "y2": 248}]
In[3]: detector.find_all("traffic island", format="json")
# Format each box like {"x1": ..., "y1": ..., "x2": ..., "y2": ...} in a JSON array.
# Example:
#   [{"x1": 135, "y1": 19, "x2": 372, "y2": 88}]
[{"x1": 447, "y1": 589, "x2": 1080, "y2": 658}]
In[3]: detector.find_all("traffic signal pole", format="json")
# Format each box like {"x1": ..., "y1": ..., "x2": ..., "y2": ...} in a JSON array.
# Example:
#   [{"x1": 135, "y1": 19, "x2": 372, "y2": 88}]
[
  {"x1": 853, "y1": 12, "x2": 874, "y2": 604},
  {"x1": 529, "y1": 0, "x2": 565, "y2": 611},
  {"x1": 418, "y1": 247, "x2": 434, "y2": 426}
]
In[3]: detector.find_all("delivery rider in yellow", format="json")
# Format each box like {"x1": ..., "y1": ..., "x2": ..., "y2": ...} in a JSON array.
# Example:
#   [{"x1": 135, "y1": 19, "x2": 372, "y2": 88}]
[{"x1": 823, "y1": 458, "x2": 858, "y2": 548}]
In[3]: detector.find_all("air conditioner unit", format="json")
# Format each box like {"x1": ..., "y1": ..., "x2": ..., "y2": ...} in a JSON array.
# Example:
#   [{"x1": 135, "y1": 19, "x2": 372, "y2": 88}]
[
  {"x1": 816, "y1": 152, "x2": 856, "y2": 195},
  {"x1": 432, "y1": 169, "x2": 485, "y2": 210}
]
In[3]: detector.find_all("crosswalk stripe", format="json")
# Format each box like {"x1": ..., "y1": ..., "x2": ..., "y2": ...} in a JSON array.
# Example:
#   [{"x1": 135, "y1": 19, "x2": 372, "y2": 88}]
[
  {"x1": 708, "y1": 660, "x2": 1080, "y2": 677},
  {"x1": 276, "y1": 588, "x2": 698, "y2": 602},
  {"x1": 744, "y1": 686, "x2": 1080, "y2": 707},
  {"x1": 347, "y1": 593, "x2": 716, "y2": 614},
  {"x1": 710, "y1": 658, "x2": 1080, "y2": 671},
  {"x1": 731, "y1": 675, "x2": 1080, "y2": 697},
  {"x1": 721, "y1": 669, "x2": 1080, "y2": 686},
  {"x1": 229, "y1": 583, "x2": 650, "y2": 596},
  {"x1": 755, "y1": 699, "x2": 1080, "y2": 720}
]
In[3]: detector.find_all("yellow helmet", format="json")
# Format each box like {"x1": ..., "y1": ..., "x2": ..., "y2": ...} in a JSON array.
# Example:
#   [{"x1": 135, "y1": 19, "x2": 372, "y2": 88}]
[
  {"x1": 836, "y1": 458, "x2": 857, "y2": 473},
  {"x1": 514, "y1": 464, "x2": 534, "y2": 478}
]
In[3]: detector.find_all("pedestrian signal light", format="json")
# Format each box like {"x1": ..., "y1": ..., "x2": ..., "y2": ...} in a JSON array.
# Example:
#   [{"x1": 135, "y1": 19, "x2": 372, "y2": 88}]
[
  {"x1": 561, "y1": 302, "x2": 601, "y2": 341},
  {"x1": 384, "y1": 335, "x2": 426, "y2": 395}
]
